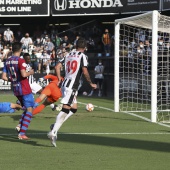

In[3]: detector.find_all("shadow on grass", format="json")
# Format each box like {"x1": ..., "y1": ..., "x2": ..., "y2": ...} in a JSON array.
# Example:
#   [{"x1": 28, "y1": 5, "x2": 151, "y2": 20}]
[
  {"x1": 0, "y1": 127, "x2": 170, "y2": 152},
  {"x1": 0, "y1": 135, "x2": 49, "y2": 147}
]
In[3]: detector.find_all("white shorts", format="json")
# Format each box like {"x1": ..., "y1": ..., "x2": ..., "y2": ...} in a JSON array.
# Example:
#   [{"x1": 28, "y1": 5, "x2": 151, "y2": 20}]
[
  {"x1": 60, "y1": 87, "x2": 77, "y2": 105},
  {"x1": 30, "y1": 82, "x2": 42, "y2": 94}
]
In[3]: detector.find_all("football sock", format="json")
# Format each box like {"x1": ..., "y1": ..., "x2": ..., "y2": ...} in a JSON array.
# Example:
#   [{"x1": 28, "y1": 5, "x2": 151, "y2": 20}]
[
  {"x1": 33, "y1": 104, "x2": 45, "y2": 115},
  {"x1": 35, "y1": 97, "x2": 42, "y2": 104},
  {"x1": 18, "y1": 110, "x2": 26, "y2": 126},
  {"x1": 63, "y1": 111, "x2": 74, "y2": 122},
  {"x1": 52, "y1": 111, "x2": 67, "y2": 136},
  {"x1": 19, "y1": 111, "x2": 32, "y2": 135}
]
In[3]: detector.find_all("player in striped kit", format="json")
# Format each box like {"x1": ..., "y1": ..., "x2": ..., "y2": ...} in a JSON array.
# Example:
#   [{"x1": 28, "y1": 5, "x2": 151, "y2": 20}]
[
  {"x1": 2, "y1": 42, "x2": 35, "y2": 140},
  {"x1": 48, "y1": 38, "x2": 97, "y2": 147},
  {"x1": 23, "y1": 53, "x2": 42, "y2": 95}
]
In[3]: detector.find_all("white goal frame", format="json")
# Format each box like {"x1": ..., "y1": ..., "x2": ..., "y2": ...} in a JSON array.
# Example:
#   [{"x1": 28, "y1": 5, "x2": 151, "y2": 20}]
[{"x1": 114, "y1": 10, "x2": 159, "y2": 122}]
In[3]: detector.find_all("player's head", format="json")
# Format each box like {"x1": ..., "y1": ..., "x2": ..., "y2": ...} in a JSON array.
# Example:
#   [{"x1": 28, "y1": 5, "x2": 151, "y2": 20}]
[
  {"x1": 23, "y1": 53, "x2": 31, "y2": 64},
  {"x1": 12, "y1": 42, "x2": 22, "y2": 53},
  {"x1": 76, "y1": 38, "x2": 87, "y2": 50}
]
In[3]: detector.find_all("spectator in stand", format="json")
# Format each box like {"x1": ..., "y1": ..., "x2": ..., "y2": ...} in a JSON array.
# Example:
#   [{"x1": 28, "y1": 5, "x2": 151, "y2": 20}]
[
  {"x1": 139, "y1": 30, "x2": 146, "y2": 42},
  {"x1": 102, "y1": 29, "x2": 112, "y2": 54},
  {"x1": 0, "y1": 48, "x2": 10, "y2": 62},
  {"x1": 50, "y1": 26, "x2": 58, "y2": 42},
  {"x1": 158, "y1": 38, "x2": 165, "y2": 51},
  {"x1": 3, "y1": 27, "x2": 14, "y2": 48},
  {"x1": 34, "y1": 37, "x2": 43, "y2": 50},
  {"x1": 50, "y1": 49, "x2": 57, "y2": 67},
  {"x1": 73, "y1": 35, "x2": 80, "y2": 48},
  {"x1": 20, "y1": 33, "x2": 33, "y2": 52},
  {"x1": 144, "y1": 40, "x2": 152, "y2": 56},
  {"x1": 41, "y1": 32, "x2": 49, "y2": 46},
  {"x1": 53, "y1": 34, "x2": 61, "y2": 50},
  {"x1": 130, "y1": 38, "x2": 136, "y2": 49},
  {"x1": 164, "y1": 33, "x2": 169, "y2": 43},
  {"x1": 0, "y1": 33, "x2": 4, "y2": 50},
  {"x1": 61, "y1": 35, "x2": 72, "y2": 51},
  {"x1": 41, "y1": 30, "x2": 48, "y2": 39},
  {"x1": 143, "y1": 50, "x2": 151, "y2": 75},
  {"x1": 30, "y1": 50, "x2": 38, "y2": 73},
  {"x1": 135, "y1": 29, "x2": 141, "y2": 43},
  {"x1": 40, "y1": 50, "x2": 51, "y2": 73},
  {"x1": 158, "y1": 38, "x2": 166, "y2": 75},
  {"x1": 15, "y1": 30, "x2": 23, "y2": 42},
  {"x1": 139, "y1": 41, "x2": 144, "y2": 49},
  {"x1": 137, "y1": 45, "x2": 145, "y2": 73},
  {"x1": 88, "y1": 59, "x2": 104, "y2": 97},
  {"x1": 46, "y1": 38, "x2": 55, "y2": 55},
  {"x1": 147, "y1": 30, "x2": 152, "y2": 42}
]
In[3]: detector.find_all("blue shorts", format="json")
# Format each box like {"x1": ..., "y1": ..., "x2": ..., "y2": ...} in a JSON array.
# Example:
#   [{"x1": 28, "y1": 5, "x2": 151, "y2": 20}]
[
  {"x1": 17, "y1": 93, "x2": 34, "y2": 108},
  {"x1": 0, "y1": 102, "x2": 15, "y2": 113}
]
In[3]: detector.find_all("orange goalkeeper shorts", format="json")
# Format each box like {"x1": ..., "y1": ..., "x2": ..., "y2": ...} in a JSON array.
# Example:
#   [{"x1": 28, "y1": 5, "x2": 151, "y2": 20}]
[{"x1": 41, "y1": 82, "x2": 62, "y2": 103}]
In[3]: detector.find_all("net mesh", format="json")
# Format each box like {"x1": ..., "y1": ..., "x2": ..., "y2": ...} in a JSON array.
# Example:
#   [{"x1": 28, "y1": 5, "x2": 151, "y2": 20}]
[{"x1": 117, "y1": 12, "x2": 170, "y2": 122}]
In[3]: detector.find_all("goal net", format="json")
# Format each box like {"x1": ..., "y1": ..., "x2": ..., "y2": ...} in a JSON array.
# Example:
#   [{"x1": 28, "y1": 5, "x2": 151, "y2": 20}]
[{"x1": 114, "y1": 10, "x2": 170, "y2": 123}]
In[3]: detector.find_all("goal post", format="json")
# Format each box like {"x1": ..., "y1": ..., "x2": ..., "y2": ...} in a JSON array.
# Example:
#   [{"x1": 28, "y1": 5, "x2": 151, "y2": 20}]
[
  {"x1": 151, "y1": 11, "x2": 158, "y2": 122},
  {"x1": 114, "y1": 10, "x2": 170, "y2": 123}
]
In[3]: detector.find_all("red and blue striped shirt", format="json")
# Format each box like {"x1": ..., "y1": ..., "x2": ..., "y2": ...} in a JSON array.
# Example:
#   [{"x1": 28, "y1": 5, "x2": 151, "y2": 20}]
[{"x1": 3, "y1": 56, "x2": 32, "y2": 96}]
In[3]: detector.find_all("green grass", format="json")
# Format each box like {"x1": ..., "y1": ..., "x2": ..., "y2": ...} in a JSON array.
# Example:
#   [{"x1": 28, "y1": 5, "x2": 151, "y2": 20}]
[{"x1": 0, "y1": 94, "x2": 170, "y2": 170}]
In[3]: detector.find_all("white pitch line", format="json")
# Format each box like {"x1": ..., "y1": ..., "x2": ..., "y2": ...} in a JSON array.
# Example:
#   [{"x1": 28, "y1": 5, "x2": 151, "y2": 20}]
[
  {"x1": 78, "y1": 102, "x2": 170, "y2": 128},
  {"x1": 0, "y1": 132, "x2": 170, "y2": 136}
]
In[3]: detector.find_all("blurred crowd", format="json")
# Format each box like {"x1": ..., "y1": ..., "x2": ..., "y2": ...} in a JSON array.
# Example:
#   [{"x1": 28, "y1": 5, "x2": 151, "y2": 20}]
[
  {"x1": 0, "y1": 24, "x2": 114, "y2": 73},
  {"x1": 119, "y1": 27, "x2": 170, "y2": 75}
]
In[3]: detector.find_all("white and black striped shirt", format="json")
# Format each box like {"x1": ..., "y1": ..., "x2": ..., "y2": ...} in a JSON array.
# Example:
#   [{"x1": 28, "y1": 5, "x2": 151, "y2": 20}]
[
  {"x1": 26, "y1": 64, "x2": 35, "y2": 85},
  {"x1": 62, "y1": 51, "x2": 88, "y2": 90}
]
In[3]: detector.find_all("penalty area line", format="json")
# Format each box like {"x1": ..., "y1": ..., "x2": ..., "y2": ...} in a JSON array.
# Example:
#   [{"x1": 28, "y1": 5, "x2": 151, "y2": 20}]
[{"x1": 0, "y1": 132, "x2": 170, "y2": 136}]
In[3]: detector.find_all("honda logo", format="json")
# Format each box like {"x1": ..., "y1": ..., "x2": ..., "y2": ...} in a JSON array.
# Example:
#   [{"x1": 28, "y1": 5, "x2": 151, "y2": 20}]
[
  {"x1": 54, "y1": 0, "x2": 123, "y2": 11},
  {"x1": 54, "y1": 0, "x2": 67, "y2": 11}
]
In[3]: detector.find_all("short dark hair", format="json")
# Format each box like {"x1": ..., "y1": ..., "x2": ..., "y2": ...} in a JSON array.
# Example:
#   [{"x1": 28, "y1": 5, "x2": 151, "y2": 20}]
[
  {"x1": 23, "y1": 53, "x2": 30, "y2": 60},
  {"x1": 12, "y1": 42, "x2": 22, "y2": 53},
  {"x1": 76, "y1": 38, "x2": 87, "y2": 49}
]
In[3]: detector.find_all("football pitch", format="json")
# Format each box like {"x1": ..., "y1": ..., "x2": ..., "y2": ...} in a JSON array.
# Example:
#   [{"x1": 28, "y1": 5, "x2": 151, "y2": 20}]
[{"x1": 0, "y1": 94, "x2": 170, "y2": 170}]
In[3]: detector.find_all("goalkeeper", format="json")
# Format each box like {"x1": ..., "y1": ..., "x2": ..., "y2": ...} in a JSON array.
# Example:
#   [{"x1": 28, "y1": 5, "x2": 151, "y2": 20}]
[{"x1": 32, "y1": 74, "x2": 63, "y2": 115}]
